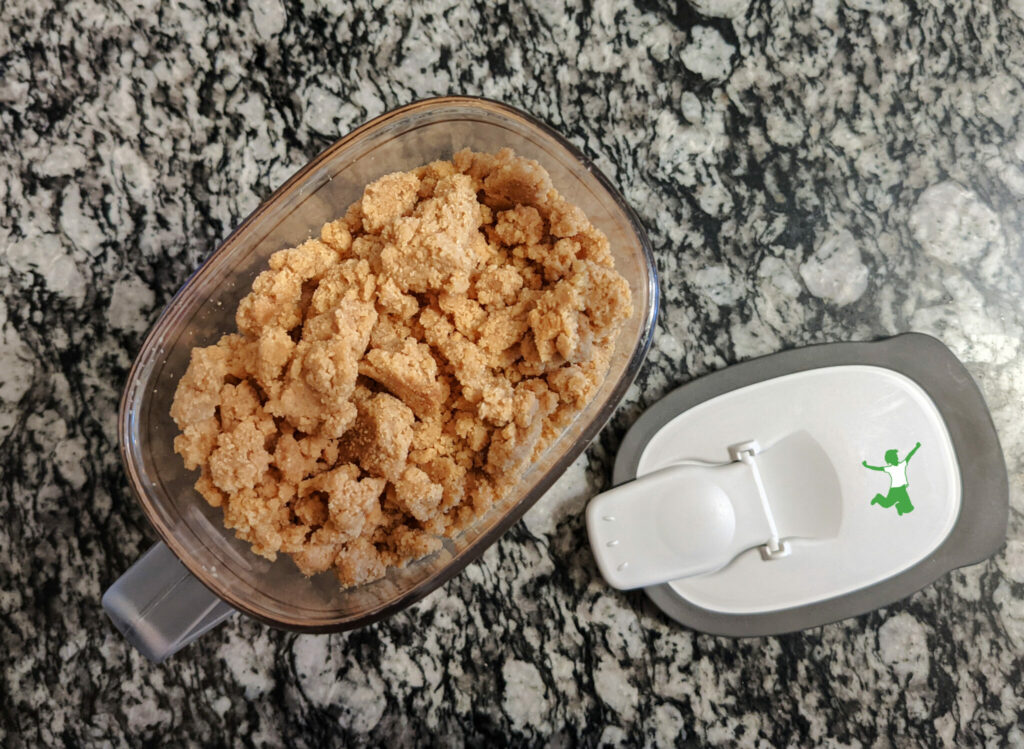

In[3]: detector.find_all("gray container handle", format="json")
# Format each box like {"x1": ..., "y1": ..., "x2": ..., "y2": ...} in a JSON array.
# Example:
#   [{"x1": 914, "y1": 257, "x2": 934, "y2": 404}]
[{"x1": 102, "y1": 542, "x2": 236, "y2": 663}]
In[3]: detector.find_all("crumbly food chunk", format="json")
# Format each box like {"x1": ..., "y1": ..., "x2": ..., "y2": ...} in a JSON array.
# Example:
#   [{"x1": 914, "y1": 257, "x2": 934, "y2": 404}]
[
  {"x1": 170, "y1": 149, "x2": 632, "y2": 587},
  {"x1": 337, "y1": 393, "x2": 415, "y2": 482},
  {"x1": 359, "y1": 338, "x2": 448, "y2": 418}
]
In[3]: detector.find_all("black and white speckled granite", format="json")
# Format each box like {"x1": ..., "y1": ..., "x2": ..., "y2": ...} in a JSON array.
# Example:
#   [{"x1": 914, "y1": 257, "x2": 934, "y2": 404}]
[{"x1": 3, "y1": 0, "x2": 1024, "y2": 745}]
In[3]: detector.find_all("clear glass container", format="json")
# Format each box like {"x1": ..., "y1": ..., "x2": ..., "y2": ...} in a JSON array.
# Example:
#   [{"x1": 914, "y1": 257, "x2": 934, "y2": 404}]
[{"x1": 105, "y1": 97, "x2": 659, "y2": 657}]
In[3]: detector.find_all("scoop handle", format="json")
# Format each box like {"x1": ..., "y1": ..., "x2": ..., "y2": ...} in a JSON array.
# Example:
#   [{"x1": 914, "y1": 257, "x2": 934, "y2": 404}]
[
  {"x1": 586, "y1": 464, "x2": 745, "y2": 590},
  {"x1": 102, "y1": 542, "x2": 236, "y2": 663}
]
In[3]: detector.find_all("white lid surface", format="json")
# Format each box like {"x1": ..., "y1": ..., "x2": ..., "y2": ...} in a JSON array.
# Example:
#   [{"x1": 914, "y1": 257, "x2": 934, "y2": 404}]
[{"x1": 587, "y1": 365, "x2": 961, "y2": 615}]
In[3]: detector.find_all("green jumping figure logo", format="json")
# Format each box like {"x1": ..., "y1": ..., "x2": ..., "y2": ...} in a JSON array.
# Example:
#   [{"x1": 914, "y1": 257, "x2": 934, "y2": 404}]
[{"x1": 862, "y1": 442, "x2": 921, "y2": 516}]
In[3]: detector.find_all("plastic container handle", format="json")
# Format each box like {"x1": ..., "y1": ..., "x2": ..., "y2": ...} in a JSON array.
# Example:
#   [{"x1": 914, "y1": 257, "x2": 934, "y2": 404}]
[{"x1": 102, "y1": 542, "x2": 236, "y2": 663}]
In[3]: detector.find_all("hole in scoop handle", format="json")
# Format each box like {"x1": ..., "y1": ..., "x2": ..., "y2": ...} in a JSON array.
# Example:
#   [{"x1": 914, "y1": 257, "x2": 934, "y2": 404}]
[{"x1": 102, "y1": 542, "x2": 236, "y2": 663}]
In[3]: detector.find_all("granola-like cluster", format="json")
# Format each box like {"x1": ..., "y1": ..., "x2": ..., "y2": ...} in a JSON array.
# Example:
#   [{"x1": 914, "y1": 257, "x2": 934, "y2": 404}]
[{"x1": 170, "y1": 148, "x2": 633, "y2": 586}]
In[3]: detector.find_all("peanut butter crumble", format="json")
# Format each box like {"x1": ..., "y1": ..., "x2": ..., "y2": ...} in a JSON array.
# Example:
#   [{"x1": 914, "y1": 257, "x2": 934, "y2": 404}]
[{"x1": 170, "y1": 148, "x2": 633, "y2": 586}]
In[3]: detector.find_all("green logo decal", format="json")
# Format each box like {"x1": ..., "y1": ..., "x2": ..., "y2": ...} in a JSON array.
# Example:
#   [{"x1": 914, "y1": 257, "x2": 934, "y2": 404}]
[{"x1": 862, "y1": 442, "x2": 921, "y2": 516}]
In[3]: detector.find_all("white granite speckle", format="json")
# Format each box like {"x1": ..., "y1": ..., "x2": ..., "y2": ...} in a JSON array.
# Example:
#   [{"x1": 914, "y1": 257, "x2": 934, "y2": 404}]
[
  {"x1": 0, "y1": 302, "x2": 34, "y2": 438},
  {"x1": 333, "y1": 660, "x2": 387, "y2": 733},
  {"x1": 681, "y1": 26, "x2": 735, "y2": 81},
  {"x1": 694, "y1": 264, "x2": 743, "y2": 307},
  {"x1": 216, "y1": 627, "x2": 276, "y2": 699},
  {"x1": 304, "y1": 84, "x2": 348, "y2": 135},
  {"x1": 687, "y1": 0, "x2": 751, "y2": 19},
  {"x1": 293, "y1": 634, "x2": 342, "y2": 706},
  {"x1": 60, "y1": 185, "x2": 106, "y2": 255},
  {"x1": 878, "y1": 612, "x2": 929, "y2": 685},
  {"x1": 125, "y1": 698, "x2": 172, "y2": 732},
  {"x1": 54, "y1": 435, "x2": 89, "y2": 490},
  {"x1": 997, "y1": 539, "x2": 1024, "y2": 583},
  {"x1": 250, "y1": 0, "x2": 286, "y2": 38},
  {"x1": 501, "y1": 659, "x2": 550, "y2": 731},
  {"x1": 652, "y1": 703, "x2": 688, "y2": 745},
  {"x1": 41, "y1": 144, "x2": 87, "y2": 177},
  {"x1": 800, "y1": 229, "x2": 869, "y2": 306},
  {"x1": 7, "y1": 234, "x2": 88, "y2": 304},
  {"x1": 844, "y1": 0, "x2": 890, "y2": 13},
  {"x1": 909, "y1": 181, "x2": 1004, "y2": 264},
  {"x1": 107, "y1": 275, "x2": 156, "y2": 334},
  {"x1": 765, "y1": 111, "x2": 805, "y2": 147},
  {"x1": 594, "y1": 652, "x2": 639, "y2": 718},
  {"x1": 992, "y1": 582, "x2": 1024, "y2": 647}
]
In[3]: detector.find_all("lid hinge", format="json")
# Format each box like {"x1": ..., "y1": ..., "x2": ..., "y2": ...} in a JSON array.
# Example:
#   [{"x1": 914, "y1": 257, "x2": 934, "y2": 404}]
[{"x1": 729, "y1": 440, "x2": 792, "y2": 561}]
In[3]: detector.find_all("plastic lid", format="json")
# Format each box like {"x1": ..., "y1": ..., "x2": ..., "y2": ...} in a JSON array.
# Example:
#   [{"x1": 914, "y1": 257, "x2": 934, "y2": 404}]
[{"x1": 586, "y1": 334, "x2": 1007, "y2": 636}]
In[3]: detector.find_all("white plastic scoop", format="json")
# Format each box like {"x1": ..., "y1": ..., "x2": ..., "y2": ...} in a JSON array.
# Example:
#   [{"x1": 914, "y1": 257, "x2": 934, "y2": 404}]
[{"x1": 588, "y1": 432, "x2": 841, "y2": 589}]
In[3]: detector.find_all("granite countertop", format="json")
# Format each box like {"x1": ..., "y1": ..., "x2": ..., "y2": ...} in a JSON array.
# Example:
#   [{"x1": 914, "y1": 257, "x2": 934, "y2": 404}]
[{"x1": 2, "y1": 0, "x2": 1023, "y2": 745}]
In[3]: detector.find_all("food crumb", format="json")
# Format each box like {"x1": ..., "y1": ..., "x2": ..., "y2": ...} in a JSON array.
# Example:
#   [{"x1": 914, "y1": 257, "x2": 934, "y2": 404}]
[{"x1": 171, "y1": 149, "x2": 632, "y2": 587}]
